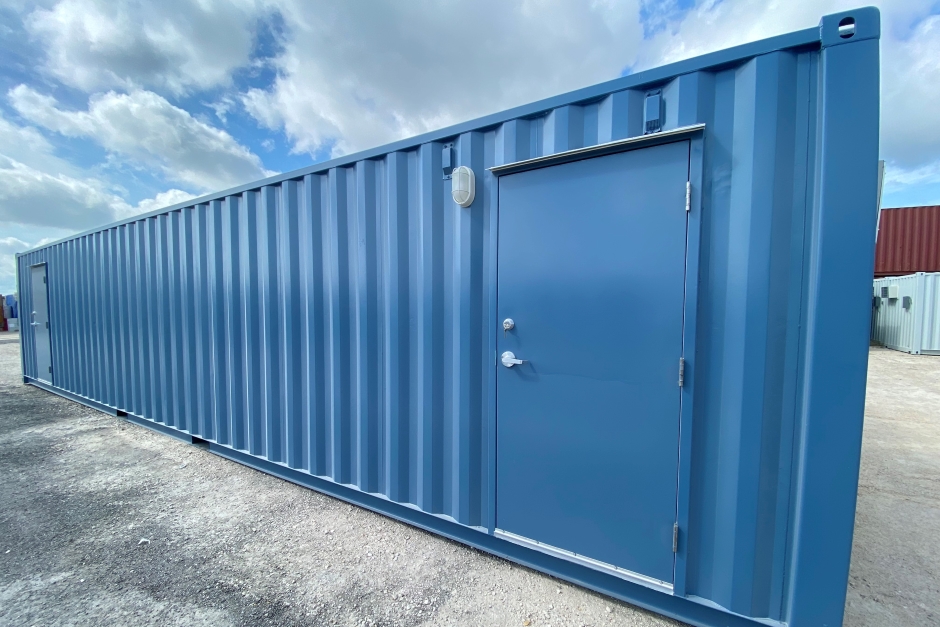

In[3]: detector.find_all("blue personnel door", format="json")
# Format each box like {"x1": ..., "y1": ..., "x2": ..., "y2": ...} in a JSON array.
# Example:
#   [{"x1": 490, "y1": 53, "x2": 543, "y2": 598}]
[{"x1": 496, "y1": 140, "x2": 690, "y2": 587}]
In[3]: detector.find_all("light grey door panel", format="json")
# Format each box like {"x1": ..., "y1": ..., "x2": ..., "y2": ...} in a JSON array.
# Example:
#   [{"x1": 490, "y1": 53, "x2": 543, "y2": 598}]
[{"x1": 30, "y1": 264, "x2": 53, "y2": 383}]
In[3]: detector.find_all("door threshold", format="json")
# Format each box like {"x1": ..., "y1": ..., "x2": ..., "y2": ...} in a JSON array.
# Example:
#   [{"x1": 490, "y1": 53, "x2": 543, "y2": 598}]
[{"x1": 494, "y1": 529, "x2": 673, "y2": 593}]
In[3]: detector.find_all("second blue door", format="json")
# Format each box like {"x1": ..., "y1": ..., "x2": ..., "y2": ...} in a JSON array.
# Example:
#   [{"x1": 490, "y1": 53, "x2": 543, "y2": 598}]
[{"x1": 496, "y1": 140, "x2": 690, "y2": 586}]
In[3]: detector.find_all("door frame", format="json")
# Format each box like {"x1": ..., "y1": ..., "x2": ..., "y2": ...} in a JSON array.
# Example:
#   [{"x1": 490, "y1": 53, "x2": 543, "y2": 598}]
[
  {"x1": 485, "y1": 125, "x2": 705, "y2": 597},
  {"x1": 28, "y1": 262, "x2": 54, "y2": 385}
]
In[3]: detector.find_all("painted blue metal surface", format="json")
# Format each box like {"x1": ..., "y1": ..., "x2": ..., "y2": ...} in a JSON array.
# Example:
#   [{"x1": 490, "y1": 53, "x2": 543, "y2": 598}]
[
  {"x1": 496, "y1": 141, "x2": 690, "y2": 587},
  {"x1": 16, "y1": 8, "x2": 880, "y2": 627}
]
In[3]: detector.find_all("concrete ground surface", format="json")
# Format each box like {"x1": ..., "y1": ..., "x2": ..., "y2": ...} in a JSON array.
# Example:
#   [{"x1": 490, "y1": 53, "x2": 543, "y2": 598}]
[{"x1": 0, "y1": 335, "x2": 937, "y2": 627}]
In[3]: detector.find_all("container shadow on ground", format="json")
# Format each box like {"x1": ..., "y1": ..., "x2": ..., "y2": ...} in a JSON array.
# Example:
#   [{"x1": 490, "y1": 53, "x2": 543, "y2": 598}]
[{"x1": 0, "y1": 341, "x2": 937, "y2": 627}]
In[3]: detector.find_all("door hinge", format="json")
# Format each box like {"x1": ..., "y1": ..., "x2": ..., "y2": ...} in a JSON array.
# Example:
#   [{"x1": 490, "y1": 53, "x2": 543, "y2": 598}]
[
  {"x1": 48, "y1": 366, "x2": 53, "y2": 373},
  {"x1": 678, "y1": 357, "x2": 685, "y2": 387},
  {"x1": 685, "y1": 181, "x2": 691, "y2": 212},
  {"x1": 672, "y1": 523, "x2": 679, "y2": 553},
  {"x1": 45, "y1": 321, "x2": 49, "y2": 329},
  {"x1": 43, "y1": 275, "x2": 47, "y2": 284}
]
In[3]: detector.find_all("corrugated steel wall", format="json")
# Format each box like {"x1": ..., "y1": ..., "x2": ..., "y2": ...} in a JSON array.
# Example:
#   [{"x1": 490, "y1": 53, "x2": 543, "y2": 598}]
[
  {"x1": 872, "y1": 272, "x2": 940, "y2": 353},
  {"x1": 16, "y1": 9, "x2": 882, "y2": 624},
  {"x1": 874, "y1": 206, "x2": 940, "y2": 277},
  {"x1": 16, "y1": 50, "x2": 818, "y2": 619}
]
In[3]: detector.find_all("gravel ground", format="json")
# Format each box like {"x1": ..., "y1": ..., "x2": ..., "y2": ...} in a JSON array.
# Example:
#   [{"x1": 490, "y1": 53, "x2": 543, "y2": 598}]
[{"x1": 0, "y1": 335, "x2": 937, "y2": 626}]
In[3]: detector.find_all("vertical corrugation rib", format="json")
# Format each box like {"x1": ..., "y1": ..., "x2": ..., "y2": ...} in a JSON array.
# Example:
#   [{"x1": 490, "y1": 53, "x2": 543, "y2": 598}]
[
  {"x1": 71, "y1": 242, "x2": 79, "y2": 390},
  {"x1": 193, "y1": 205, "x2": 212, "y2": 438},
  {"x1": 143, "y1": 221, "x2": 154, "y2": 418},
  {"x1": 345, "y1": 170, "x2": 360, "y2": 483},
  {"x1": 240, "y1": 192, "x2": 263, "y2": 454},
  {"x1": 76, "y1": 240, "x2": 86, "y2": 393},
  {"x1": 140, "y1": 218, "x2": 159, "y2": 422},
  {"x1": 159, "y1": 219, "x2": 170, "y2": 423},
  {"x1": 109, "y1": 227, "x2": 120, "y2": 409},
  {"x1": 130, "y1": 224, "x2": 142, "y2": 415},
  {"x1": 105, "y1": 227, "x2": 121, "y2": 409},
  {"x1": 416, "y1": 142, "x2": 444, "y2": 512},
  {"x1": 87, "y1": 233, "x2": 99, "y2": 402},
  {"x1": 170, "y1": 211, "x2": 187, "y2": 430},
  {"x1": 375, "y1": 160, "x2": 388, "y2": 492},
  {"x1": 121, "y1": 222, "x2": 140, "y2": 416},
  {"x1": 193, "y1": 206, "x2": 207, "y2": 434},
  {"x1": 259, "y1": 186, "x2": 281, "y2": 461},
  {"x1": 94, "y1": 233, "x2": 105, "y2": 402},
  {"x1": 52, "y1": 246, "x2": 60, "y2": 385},
  {"x1": 115, "y1": 226, "x2": 128, "y2": 412},
  {"x1": 76, "y1": 238, "x2": 86, "y2": 395},
  {"x1": 450, "y1": 131, "x2": 483, "y2": 525},
  {"x1": 55, "y1": 243, "x2": 65, "y2": 388},
  {"x1": 180, "y1": 208, "x2": 197, "y2": 434},
  {"x1": 148, "y1": 220, "x2": 160, "y2": 421},
  {"x1": 62, "y1": 240, "x2": 71, "y2": 391},
  {"x1": 544, "y1": 104, "x2": 584, "y2": 153},
  {"x1": 300, "y1": 175, "x2": 327, "y2": 475},
  {"x1": 207, "y1": 200, "x2": 226, "y2": 443},
  {"x1": 327, "y1": 167, "x2": 351, "y2": 483},
  {"x1": 384, "y1": 151, "x2": 411, "y2": 502},
  {"x1": 46, "y1": 246, "x2": 57, "y2": 385},
  {"x1": 441, "y1": 149, "x2": 455, "y2": 518},
  {"x1": 49, "y1": 246, "x2": 57, "y2": 386},
  {"x1": 133, "y1": 223, "x2": 149, "y2": 417},
  {"x1": 108, "y1": 229, "x2": 119, "y2": 408},
  {"x1": 104, "y1": 231, "x2": 113, "y2": 404},
  {"x1": 355, "y1": 160, "x2": 380, "y2": 492},
  {"x1": 158, "y1": 211, "x2": 177, "y2": 430},
  {"x1": 82, "y1": 235, "x2": 100, "y2": 398},
  {"x1": 222, "y1": 195, "x2": 244, "y2": 449},
  {"x1": 279, "y1": 180, "x2": 304, "y2": 469},
  {"x1": 98, "y1": 232, "x2": 108, "y2": 403}
]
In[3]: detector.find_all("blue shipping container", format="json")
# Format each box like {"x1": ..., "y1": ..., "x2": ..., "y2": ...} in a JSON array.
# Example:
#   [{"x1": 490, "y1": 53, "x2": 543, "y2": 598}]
[{"x1": 16, "y1": 8, "x2": 880, "y2": 627}]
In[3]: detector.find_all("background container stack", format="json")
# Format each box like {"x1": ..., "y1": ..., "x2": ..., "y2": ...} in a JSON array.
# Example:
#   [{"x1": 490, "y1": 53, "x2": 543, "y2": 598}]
[{"x1": 874, "y1": 206, "x2": 940, "y2": 277}]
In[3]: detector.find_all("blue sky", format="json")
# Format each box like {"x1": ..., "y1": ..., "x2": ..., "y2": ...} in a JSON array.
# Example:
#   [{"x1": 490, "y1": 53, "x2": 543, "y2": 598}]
[{"x1": 1, "y1": 0, "x2": 939, "y2": 294}]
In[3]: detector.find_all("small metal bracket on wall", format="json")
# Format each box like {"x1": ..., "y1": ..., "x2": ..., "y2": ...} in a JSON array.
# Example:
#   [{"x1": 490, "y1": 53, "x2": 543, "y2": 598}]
[
  {"x1": 644, "y1": 90, "x2": 664, "y2": 134},
  {"x1": 442, "y1": 142, "x2": 455, "y2": 179}
]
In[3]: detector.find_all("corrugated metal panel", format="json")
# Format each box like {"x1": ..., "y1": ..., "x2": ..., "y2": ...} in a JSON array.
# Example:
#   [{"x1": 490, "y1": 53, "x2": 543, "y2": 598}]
[
  {"x1": 874, "y1": 206, "x2": 940, "y2": 277},
  {"x1": 872, "y1": 274, "x2": 917, "y2": 351},
  {"x1": 920, "y1": 274, "x2": 940, "y2": 352},
  {"x1": 16, "y1": 8, "x2": 881, "y2": 627},
  {"x1": 872, "y1": 272, "x2": 940, "y2": 353}
]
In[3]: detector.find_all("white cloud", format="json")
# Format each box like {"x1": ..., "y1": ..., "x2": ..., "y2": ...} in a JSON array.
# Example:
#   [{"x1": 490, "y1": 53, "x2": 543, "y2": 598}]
[
  {"x1": 238, "y1": 0, "x2": 940, "y2": 204},
  {"x1": 0, "y1": 155, "x2": 124, "y2": 228},
  {"x1": 879, "y1": 12, "x2": 940, "y2": 178},
  {"x1": 636, "y1": 0, "x2": 940, "y2": 193},
  {"x1": 0, "y1": 113, "x2": 77, "y2": 177},
  {"x1": 5, "y1": 0, "x2": 940, "y2": 214},
  {"x1": 243, "y1": 0, "x2": 645, "y2": 157},
  {"x1": 9, "y1": 86, "x2": 273, "y2": 191},
  {"x1": 0, "y1": 236, "x2": 31, "y2": 295},
  {"x1": 25, "y1": 0, "x2": 264, "y2": 95},
  {"x1": 127, "y1": 188, "x2": 196, "y2": 218},
  {"x1": 0, "y1": 154, "x2": 195, "y2": 229}
]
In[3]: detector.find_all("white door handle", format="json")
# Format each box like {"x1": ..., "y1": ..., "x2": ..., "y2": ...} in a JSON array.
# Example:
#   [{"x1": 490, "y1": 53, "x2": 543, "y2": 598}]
[{"x1": 501, "y1": 351, "x2": 526, "y2": 368}]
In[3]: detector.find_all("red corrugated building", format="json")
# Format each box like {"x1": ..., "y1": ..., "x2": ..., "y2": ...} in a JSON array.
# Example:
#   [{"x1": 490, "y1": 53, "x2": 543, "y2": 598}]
[{"x1": 874, "y1": 205, "x2": 940, "y2": 277}]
